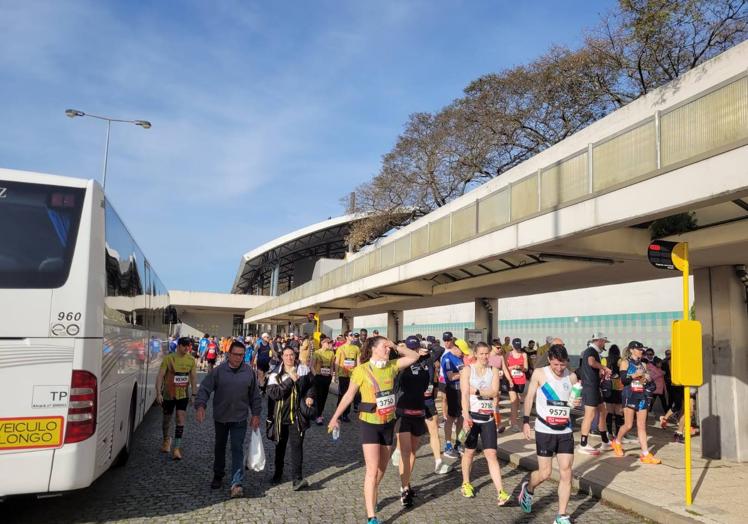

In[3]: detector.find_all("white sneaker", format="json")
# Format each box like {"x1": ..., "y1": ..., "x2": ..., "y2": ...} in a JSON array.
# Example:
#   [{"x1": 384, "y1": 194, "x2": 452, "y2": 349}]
[
  {"x1": 599, "y1": 441, "x2": 612, "y2": 451},
  {"x1": 435, "y1": 459, "x2": 453, "y2": 475},
  {"x1": 391, "y1": 447, "x2": 401, "y2": 467},
  {"x1": 578, "y1": 444, "x2": 601, "y2": 455}
]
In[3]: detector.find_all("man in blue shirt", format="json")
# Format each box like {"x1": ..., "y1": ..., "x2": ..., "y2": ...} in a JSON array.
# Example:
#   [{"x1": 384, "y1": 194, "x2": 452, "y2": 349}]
[
  {"x1": 198, "y1": 334, "x2": 209, "y2": 358},
  {"x1": 440, "y1": 331, "x2": 464, "y2": 458}
]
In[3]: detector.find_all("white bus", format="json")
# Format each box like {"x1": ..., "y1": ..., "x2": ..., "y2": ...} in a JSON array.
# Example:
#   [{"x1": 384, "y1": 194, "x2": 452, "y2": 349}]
[{"x1": 0, "y1": 168, "x2": 169, "y2": 497}]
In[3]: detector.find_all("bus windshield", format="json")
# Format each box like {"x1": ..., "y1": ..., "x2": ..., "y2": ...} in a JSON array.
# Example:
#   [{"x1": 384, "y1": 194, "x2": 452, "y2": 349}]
[{"x1": 0, "y1": 180, "x2": 85, "y2": 288}]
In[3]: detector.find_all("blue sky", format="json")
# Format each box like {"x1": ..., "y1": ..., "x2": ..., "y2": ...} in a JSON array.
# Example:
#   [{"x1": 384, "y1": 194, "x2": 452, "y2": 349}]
[{"x1": 0, "y1": 0, "x2": 616, "y2": 292}]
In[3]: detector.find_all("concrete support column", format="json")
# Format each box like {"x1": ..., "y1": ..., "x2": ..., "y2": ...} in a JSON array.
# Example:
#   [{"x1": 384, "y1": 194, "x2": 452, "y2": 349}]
[
  {"x1": 387, "y1": 310, "x2": 403, "y2": 342},
  {"x1": 340, "y1": 314, "x2": 352, "y2": 335},
  {"x1": 474, "y1": 298, "x2": 499, "y2": 342},
  {"x1": 694, "y1": 266, "x2": 748, "y2": 461}
]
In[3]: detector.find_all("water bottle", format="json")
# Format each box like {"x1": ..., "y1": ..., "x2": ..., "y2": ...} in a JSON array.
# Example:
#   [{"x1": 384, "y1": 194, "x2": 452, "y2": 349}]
[
  {"x1": 332, "y1": 426, "x2": 340, "y2": 441},
  {"x1": 570, "y1": 382, "x2": 583, "y2": 403}
]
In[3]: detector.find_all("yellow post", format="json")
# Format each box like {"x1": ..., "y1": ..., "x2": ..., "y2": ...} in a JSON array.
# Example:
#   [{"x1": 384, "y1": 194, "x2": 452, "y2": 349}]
[{"x1": 672, "y1": 242, "x2": 692, "y2": 506}]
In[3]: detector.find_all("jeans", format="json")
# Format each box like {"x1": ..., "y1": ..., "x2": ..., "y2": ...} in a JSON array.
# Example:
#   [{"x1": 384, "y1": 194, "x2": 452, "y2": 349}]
[
  {"x1": 214, "y1": 420, "x2": 247, "y2": 487},
  {"x1": 274, "y1": 423, "x2": 304, "y2": 480}
]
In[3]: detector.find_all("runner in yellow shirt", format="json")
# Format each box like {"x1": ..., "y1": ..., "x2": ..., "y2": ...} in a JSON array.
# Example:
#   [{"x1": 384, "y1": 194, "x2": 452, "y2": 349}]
[
  {"x1": 334, "y1": 331, "x2": 361, "y2": 422},
  {"x1": 329, "y1": 336, "x2": 419, "y2": 524},
  {"x1": 155, "y1": 337, "x2": 197, "y2": 460},
  {"x1": 312, "y1": 336, "x2": 337, "y2": 425}
]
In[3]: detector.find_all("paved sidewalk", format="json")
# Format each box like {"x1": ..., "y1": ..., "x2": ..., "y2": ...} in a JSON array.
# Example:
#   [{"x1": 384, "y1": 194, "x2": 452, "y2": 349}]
[{"x1": 496, "y1": 414, "x2": 747, "y2": 524}]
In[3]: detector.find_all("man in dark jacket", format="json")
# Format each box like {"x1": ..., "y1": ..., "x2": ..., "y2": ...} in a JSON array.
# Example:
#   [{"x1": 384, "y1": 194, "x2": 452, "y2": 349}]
[
  {"x1": 266, "y1": 347, "x2": 316, "y2": 490},
  {"x1": 195, "y1": 340, "x2": 262, "y2": 498}
]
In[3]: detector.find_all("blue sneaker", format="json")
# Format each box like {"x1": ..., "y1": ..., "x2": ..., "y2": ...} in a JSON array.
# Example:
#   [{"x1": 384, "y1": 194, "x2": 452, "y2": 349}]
[
  {"x1": 444, "y1": 442, "x2": 458, "y2": 459},
  {"x1": 367, "y1": 518, "x2": 379, "y2": 524},
  {"x1": 518, "y1": 480, "x2": 533, "y2": 513}
]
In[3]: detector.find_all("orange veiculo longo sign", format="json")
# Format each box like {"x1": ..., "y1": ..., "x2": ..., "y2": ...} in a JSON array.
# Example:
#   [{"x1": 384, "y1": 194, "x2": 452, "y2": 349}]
[{"x1": 0, "y1": 416, "x2": 64, "y2": 450}]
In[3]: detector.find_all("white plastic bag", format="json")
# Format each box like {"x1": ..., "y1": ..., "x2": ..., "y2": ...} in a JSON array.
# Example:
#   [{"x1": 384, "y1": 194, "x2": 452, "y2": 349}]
[{"x1": 245, "y1": 428, "x2": 265, "y2": 472}]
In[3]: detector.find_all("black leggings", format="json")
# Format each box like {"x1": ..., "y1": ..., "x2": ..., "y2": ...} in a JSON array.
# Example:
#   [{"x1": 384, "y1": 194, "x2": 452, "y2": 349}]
[
  {"x1": 337, "y1": 377, "x2": 351, "y2": 416},
  {"x1": 649, "y1": 393, "x2": 668, "y2": 414},
  {"x1": 275, "y1": 424, "x2": 304, "y2": 480},
  {"x1": 314, "y1": 375, "x2": 332, "y2": 417}
]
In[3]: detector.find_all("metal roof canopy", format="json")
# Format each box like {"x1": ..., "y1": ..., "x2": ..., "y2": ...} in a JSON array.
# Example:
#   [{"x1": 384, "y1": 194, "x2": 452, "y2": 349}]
[{"x1": 232, "y1": 214, "x2": 406, "y2": 295}]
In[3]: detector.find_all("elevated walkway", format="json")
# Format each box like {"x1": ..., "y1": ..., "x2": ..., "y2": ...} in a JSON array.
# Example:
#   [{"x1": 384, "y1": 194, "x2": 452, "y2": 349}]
[{"x1": 246, "y1": 40, "x2": 748, "y2": 325}]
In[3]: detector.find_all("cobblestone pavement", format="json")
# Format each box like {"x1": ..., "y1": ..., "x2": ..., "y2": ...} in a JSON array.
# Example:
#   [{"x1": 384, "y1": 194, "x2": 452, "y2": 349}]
[{"x1": 6, "y1": 383, "x2": 646, "y2": 524}]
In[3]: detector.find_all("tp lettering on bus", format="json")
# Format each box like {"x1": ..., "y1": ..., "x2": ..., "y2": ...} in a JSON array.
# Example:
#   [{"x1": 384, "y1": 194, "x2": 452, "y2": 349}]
[{"x1": 32, "y1": 386, "x2": 70, "y2": 409}]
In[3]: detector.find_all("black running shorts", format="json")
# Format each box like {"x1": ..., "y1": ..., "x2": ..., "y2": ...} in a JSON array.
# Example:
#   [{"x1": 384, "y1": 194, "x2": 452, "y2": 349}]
[
  {"x1": 397, "y1": 416, "x2": 426, "y2": 437},
  {"x1": 445, "y1": 387, "x2": 462, "y2": 418},
  {"x1": 464, "y1": 421, "x2": 497, "y2": 451},
  {"x1": 535, "y1": 431, "x2": 574, "y2": 457},
  {"x1": 582, "y1": 384, "x2": 601, "y2": 407},
  {"x1": 360, "y1": 420, "x2": 395, "y2": 446},
  {"x1": 162, "y1": 397, "x2": 189, "y2": 414}
]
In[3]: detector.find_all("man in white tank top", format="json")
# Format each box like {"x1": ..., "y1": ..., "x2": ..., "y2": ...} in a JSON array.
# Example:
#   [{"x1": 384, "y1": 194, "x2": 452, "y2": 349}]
[{"x1": 518, "y1": 344, "x2": 581, "y2": 524}]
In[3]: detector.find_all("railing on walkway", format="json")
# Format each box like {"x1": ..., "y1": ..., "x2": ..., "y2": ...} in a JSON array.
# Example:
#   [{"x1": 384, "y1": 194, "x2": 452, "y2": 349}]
[{"x1": 250, "y1": 73, "x2": 748, "y2": 320}]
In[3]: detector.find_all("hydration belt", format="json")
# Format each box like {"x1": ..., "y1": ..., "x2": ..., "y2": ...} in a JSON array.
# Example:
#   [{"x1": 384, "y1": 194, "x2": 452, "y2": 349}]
[
  {"x1": 396, "y1": 408, "x2": 425, "y2": 417},
  {"x1": 537, "y1": 415, "x2": 570, "y2": 431}
]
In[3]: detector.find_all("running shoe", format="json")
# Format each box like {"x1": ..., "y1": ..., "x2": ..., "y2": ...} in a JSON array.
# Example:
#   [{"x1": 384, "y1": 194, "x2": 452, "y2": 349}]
[
  {"x1": 640, "y1": 453, "x2": 662, "y2": 465},
  {"x1": 444, "y1": 442, "x2": 459, "y2": 459},
  {"x1": 434, "y1": 459, "x2": 453, "y2": 474},
  {"x1": 673, "y1": 433, "x2": 685, "y2": 444},
  {"x1": 659, "y1": 416, "x2": 669, "y2": 429},
  {"x1": 497, "y1": 489, "x2": 510, "y2": 506},
  {"x1": 230, "y1": 484, "x2": 243, "y2": 498},
  {"x1": 366, "y1": 518, "x2": 379, "y2": 524},
  {"x1": 455, "y1": 442, "x2": 465, "y2": 456},
  {"x1": 599, "y1": 441, "x2": 612, "y2": 451},
  {"x1": 610, "y1": 439, "x2": 624, "y2": 457},
  {"x1": 554, "y1": 514, "x2": 572, "y2": 524},
  {"x1": 461, "y1": 482, "x2": 475, "y2": 498},
  {"x1": 400, "y1": 487, "x2": 413, "y2": 508},
  {"x1": 518, "y1": 481, "x2": 533, "y2": 513},
  {"x1": 172, "y1": 447, "x2": 182, "y2": 460},
  {"x1": 160, "y1": 437, "x2": 171, "y2": 453},
  {"x1": 577, "y1": 444, "x2": 600, "y2": 455},
  {"x1": 391, "y1": 447, "x2": 401, "y2": 467}
]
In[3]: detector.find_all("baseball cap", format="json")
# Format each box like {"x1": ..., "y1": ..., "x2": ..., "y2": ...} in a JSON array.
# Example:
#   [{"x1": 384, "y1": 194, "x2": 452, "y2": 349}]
[
  {"x1": 512, "y1": 337, "x2": 522, "y2": 349},
  {"x1": 404, "y1": 335, "x2": 420, "y2": 350},
  {"x1": 426, "y1": 335, "x2": 436, "y2": 344},
  {"x1": 628, "y1": 340, "x2": 645, "y2": 350},
  {"x1": 352, "y1": 332, "x2": 360, "y2": 337},
  {"x1": 442, "y1": 331, "x2": 454, "y2": 342},
  {"x1": 591, "y1": 332, "x2": 609, "y2": 342}
]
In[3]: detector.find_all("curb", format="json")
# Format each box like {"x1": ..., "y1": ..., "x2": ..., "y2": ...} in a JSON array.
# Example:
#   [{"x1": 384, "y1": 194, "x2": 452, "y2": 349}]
[{"x1": 496, "y1": 446, "x2": 701, "y2": 524}]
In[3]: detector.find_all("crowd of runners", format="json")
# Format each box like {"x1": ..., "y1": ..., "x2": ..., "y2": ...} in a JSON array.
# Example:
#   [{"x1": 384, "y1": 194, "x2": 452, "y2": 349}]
[{"x1": 156, "y1": 329, "x2": 696, "y2": 524}]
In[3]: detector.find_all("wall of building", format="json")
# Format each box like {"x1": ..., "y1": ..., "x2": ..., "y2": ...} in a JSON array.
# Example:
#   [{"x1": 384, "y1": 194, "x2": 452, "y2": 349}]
[
  {"x1": 350, "y1": 276, "x2": 689, "y2": 355},
  {"x1": 175, "y1": 310, "x2": 237, "y2": 339}
]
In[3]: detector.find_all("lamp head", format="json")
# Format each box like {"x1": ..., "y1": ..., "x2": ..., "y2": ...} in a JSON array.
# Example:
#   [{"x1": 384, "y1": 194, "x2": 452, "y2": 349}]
[
  {"x1": 65, "y1": 109, "x2": 85, "y2": 118},
  {"x1": 134, "y1": 120, "x2": 151, "y2": 129}
]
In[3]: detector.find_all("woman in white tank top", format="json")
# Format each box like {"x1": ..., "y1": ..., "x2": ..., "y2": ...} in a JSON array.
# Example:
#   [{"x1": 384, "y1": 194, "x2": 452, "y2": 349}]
[{"x1": 459, "y1": 342, "x2": 510, "y2": 506}]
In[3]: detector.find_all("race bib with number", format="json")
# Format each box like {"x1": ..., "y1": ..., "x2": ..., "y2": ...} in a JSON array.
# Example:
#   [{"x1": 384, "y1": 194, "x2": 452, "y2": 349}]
[
  {"x1": 424, "y1": 384, "x2": 434, "y2": 397},
  {"x1": 320, "y1": 367, "x2": 331, "y2": 376},
  {"x1": 375, "y1": 390, "x2": 395, "y2": 416},
  {"x1": 173, "y1": 374, "x2": 189, "y2": 387},
  {"x1": 343, "y1": 359, "x2": 356, "y2": 370},
  {"x1": 631, "y1": 380, "x2": 644, "y2": 393},
  {"x1": 545, "y1": 400, "x2": 570, "y2": 426},
  {"x1": 469, "y1": 395, "x2": 494, "y2": 415},
  {"x1": 511, "y1": 369, "x2": 524, "y2": 378}
]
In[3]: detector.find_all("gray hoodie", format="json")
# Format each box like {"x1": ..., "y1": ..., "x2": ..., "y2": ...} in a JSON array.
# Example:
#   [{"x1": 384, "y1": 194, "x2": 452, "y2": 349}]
[{"x1": 195, "y1": 362, "x2": 262, "y2": 423}]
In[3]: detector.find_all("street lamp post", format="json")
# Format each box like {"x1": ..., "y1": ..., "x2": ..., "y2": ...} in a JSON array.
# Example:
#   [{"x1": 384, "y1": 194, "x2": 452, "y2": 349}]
[{"x1": 65, "y1": 109, "x2": 151, "y2": 190}]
